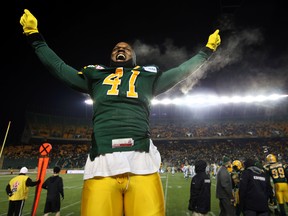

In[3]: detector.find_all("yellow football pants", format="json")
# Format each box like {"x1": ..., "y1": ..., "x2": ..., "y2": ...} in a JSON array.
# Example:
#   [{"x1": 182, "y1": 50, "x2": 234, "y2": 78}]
[
  {"x1": 81, "y1": 172, "x2": 165, "y2": 216},
  {"x1": 275, "y1": 182, "x2": 288, "y2": 204}
]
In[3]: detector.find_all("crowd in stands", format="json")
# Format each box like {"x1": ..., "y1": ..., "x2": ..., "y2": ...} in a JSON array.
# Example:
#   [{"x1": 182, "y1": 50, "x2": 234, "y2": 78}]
[
  {"x1": 2, "y1": 139, "x2": 288, "y2": 172},
  {"x1": 3, "y1": 143, "x2": 89, "y2": 170},
  {"x1": 2, "y1": 116, "x2": 288, "y2": 172},
  {"x1": 157, "y1": 139, "x2": 288, "y2": 170},
  {"x1": 24, "y1": 112, "x2": 288, "y2": 140},
  {"x1": 150, "y1": 119, "x2": 288, "y2": 139},
  {"x1": 2, "y1": 113, "x2": 288, "y2": 169}
]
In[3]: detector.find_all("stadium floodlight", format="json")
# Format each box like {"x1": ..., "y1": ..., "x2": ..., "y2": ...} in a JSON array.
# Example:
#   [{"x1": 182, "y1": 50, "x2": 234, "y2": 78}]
[
  {"x1": 84, "y1": 94, "x2": 288, "y2": 106},
  {"x1": 151, "y1": 94, "x2": 288, "y2": 106}
]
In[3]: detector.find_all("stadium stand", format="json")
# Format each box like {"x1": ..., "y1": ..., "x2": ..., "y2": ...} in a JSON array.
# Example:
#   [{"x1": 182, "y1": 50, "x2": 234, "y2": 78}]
[{"x1": 1, "y1": 111, "x2": 287, "y2": 171}]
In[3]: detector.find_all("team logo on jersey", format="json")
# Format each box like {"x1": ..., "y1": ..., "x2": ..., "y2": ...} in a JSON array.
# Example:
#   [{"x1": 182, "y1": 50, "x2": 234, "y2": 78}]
[
  {"x1": 87, "y1": 65, "x2": 96, "y2": 68},
  {"x1": 95, "y1": 65, "x2": 105, "y2": 69},
  {"x1": 11, "y1": 181, "x2": 20, "y2": 193},
  {"x1": 86, "y1": 65, "x2": 105, "y2": 70},
  {"x1": 143, "y1": 66, "x2": 157, "y2": 73}
]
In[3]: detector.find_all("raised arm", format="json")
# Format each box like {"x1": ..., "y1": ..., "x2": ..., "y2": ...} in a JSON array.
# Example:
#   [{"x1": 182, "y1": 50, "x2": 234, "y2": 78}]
[
  {"x1": 154, "y1": 29, "x2": 221, "y2": 95},
  {"x1": 20, "y1": 9, "x2": 88, "y2": 93}
]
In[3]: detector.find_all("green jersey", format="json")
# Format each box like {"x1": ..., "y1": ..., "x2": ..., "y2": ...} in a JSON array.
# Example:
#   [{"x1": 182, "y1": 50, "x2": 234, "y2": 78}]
[
  {"x1": 80, "y1": 65, "x2": 161, "y2": 158},
  {"x1": 28, "y1": 33, "x2": 212, "y2": 160},
  {"x1": 264, "y1": 162, "x2": 288, "y2": 184}
]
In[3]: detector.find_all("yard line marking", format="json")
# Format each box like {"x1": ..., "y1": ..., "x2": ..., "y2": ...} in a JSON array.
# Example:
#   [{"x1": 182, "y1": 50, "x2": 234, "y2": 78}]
[
  {"x1": 20, "y1": 199, "x2": 80, "y2": 215},
  {"x1": 164, "y1": 173, "x2": 169, "y2": 212},
  {"x1": 64, "y1": 186, "x2": 79, "y2": 189},
  {"x1": 62, "y1": 201, "x2": 81, "y2": 209}
]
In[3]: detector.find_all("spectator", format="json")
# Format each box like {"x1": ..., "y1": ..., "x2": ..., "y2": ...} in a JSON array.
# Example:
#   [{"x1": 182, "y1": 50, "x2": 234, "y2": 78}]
[
  {"x1": 42, "y1": 166, "x2": 64, "y2": 216},
  {"x1": 188, "y1": 160, "x2": 211, "y2": 216},
  {"x1": 6, "y1": 167, "x2": 40, "y2": 216}
]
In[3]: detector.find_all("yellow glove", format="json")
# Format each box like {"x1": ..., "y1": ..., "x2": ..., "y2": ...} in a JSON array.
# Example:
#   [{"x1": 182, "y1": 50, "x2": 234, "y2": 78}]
[
  {"x1": 19, "y1": 9, "x2": 39, "y2": 35},
  {"x1": 206, "y1": 29, "x2": 221, "y2": 52}
]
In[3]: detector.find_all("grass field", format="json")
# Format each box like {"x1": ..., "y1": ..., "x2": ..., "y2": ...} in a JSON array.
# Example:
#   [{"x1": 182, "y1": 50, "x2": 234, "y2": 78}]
[{"x1": 1, "y1": 172, "x2": 220, "y2": 216}]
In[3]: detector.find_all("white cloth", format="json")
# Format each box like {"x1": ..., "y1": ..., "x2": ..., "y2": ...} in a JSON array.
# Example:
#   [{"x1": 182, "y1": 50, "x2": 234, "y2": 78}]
[{"x1": 83, "y1": 139, "x2": 161, "y2": 180}]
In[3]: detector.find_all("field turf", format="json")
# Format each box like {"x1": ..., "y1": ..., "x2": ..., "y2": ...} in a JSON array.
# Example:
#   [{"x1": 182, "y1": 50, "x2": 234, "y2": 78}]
[{"x1": 0, "y1": 172, "x2": 221, "y2": 215}]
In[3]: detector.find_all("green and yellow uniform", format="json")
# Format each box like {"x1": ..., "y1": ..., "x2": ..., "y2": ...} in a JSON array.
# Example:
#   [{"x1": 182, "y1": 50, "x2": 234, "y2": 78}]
[
  {"x1": 28, "y1": 33, "x2": 212, "y2": 159},
  {"x1": 20, "y1": 8, "x2": 220, "y2": 216},
  {"x1": 264, "y1": 162, "x2": 288, "y2": 204},
  {"x1": 26, "y1": 33, "x2": 213, "y2": 216}
]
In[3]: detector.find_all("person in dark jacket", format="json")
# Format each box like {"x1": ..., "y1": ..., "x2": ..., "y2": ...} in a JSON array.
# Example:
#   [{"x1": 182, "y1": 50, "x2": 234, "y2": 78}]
[
  {"x1": 188, "y1": 160, "x2": 211, "y2": 216},
  {"x1": 239, "y1": 158, "x2": 274, "y2": 216},
  {"x1": 42, "y1": 166, "x2": 64, "y2": 216},
  {"x1": 216, "y1": 156, "x2": 235, "y2": 216}
]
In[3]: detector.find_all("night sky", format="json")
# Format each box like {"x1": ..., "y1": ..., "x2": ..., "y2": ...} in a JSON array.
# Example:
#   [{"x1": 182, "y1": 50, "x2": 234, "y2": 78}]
[{"x1": 3, "y1": 0, "x2": 287, "y2": 145}]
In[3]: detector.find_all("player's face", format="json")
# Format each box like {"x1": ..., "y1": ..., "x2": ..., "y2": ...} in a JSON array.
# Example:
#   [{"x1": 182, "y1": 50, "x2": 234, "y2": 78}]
[{"x1": 111, "y1": 42, "x2": 134, "y2": 63}]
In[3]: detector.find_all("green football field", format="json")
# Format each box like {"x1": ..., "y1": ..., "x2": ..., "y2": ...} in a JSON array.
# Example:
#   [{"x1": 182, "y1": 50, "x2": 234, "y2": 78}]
[{"x1": 1, "y1": 172, "x2": 220, "y2": 216}]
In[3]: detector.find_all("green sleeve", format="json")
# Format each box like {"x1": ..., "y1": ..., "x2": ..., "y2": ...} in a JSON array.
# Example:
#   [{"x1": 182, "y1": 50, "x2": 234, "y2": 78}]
[
  {"x1": 154, "y1": 47, "x2": 212, "y2": 95},
  {"x1": 27, "y1": 33, "x2": 88, "y2": 93}
]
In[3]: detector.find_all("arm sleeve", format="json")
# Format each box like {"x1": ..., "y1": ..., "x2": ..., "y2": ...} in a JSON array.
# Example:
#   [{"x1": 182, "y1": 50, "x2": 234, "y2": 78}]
[
  {"x1": 266, "y1": 177, "x2": 274, "y2": 200},
  {"x1": 26, "y1": 33, "x2": 88, "y2": 93},
  {"x1": 284, "y1": 164, "x2": 288, "y2": 180},
  {"x1": 59, "y1": 178, "x2": 64, "y2": 198},
  {"x1": 42, "y1": 178, "x2": 48, "y2": 189},
  {"x1": 154, "y1": 47, "x2": 212, "y2": 95},
  {"x1": 219, "y1": 170, "x2": 233, "y2": 198},
  {"x1": 239, "y1": 171, "x2": 248, "y2": 210},
  {"x1": 26, "y1": 177, "x2": 39, "y2": 187},
  {"x1": 6, "y1": 184, "x2": 12, "y2": 195},
  {"x1": 188, "y1": 177, "x2": 197, "y2": 211}
]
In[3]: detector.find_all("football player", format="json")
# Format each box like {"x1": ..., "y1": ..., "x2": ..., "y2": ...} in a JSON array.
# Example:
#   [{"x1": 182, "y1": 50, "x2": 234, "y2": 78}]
[
  {"x1": 19, "y1": 9, "x2": 221, "y2": 216},
  {"x1": 264, "y1": 154, "x2": 288, "y2": 216},
  {"x1": 231, "y1": 160, "x2": 244, "y2": 216}
]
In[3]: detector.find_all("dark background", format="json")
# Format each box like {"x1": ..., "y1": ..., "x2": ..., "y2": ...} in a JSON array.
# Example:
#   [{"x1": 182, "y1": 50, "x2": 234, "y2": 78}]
[{"x1": 3, "y1": 0, "x2": 287, "y2": 145}]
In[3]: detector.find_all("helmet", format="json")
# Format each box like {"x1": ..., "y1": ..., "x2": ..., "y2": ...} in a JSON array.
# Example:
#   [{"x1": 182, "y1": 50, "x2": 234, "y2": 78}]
[
  {"x1": 232, "y1": 160, "x2": 243, "y2": 170},
  {"x1": 266, "y1": 154, "x2": 277, "y2": 163}
]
